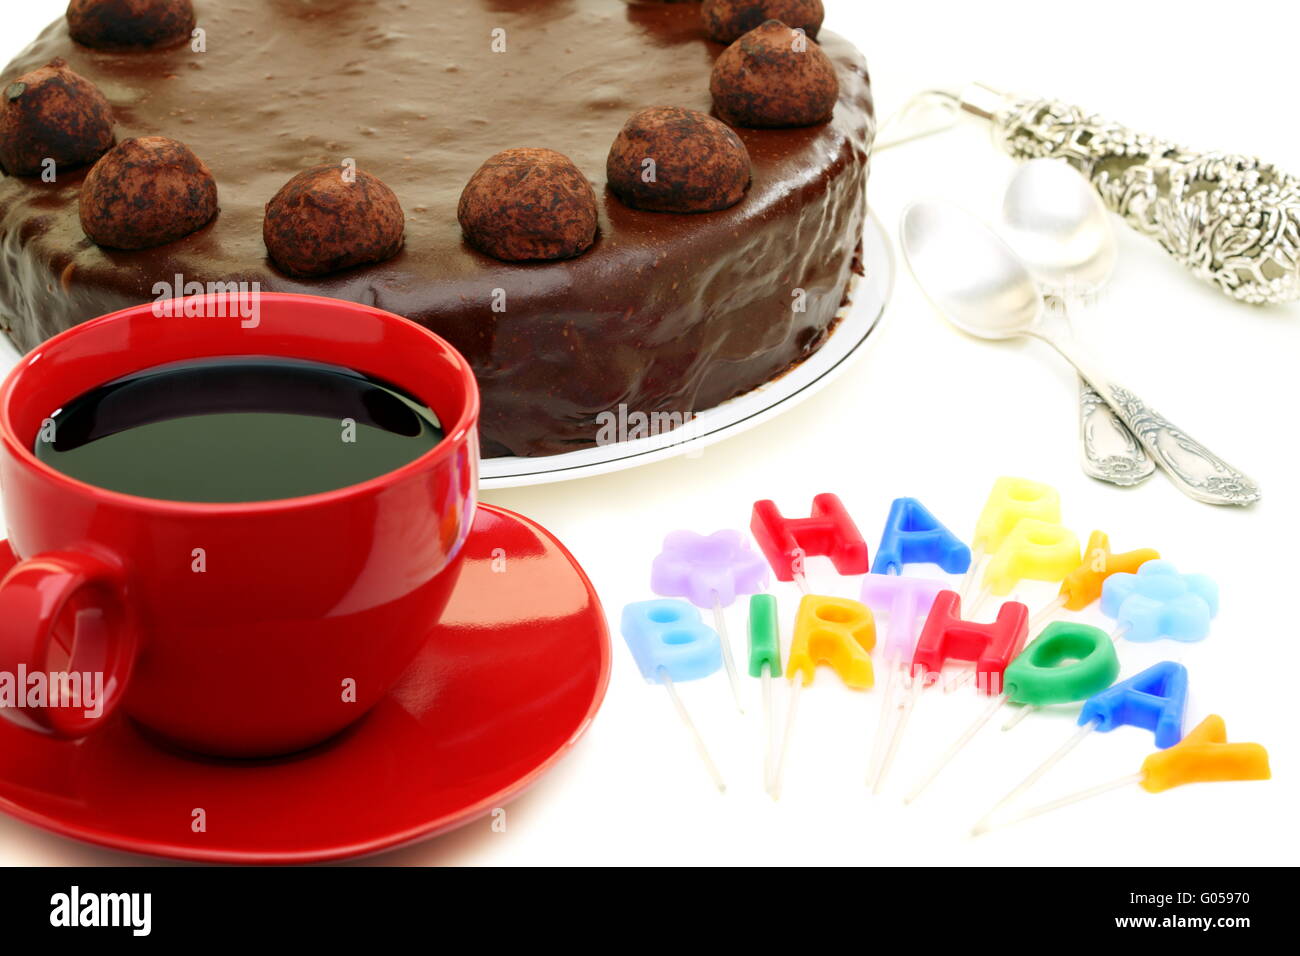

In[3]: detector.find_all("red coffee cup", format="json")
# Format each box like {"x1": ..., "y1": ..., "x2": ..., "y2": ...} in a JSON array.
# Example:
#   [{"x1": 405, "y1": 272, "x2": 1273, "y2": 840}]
[{"x1": 0, "y1": 292, "x2": 479, "y2": 757}]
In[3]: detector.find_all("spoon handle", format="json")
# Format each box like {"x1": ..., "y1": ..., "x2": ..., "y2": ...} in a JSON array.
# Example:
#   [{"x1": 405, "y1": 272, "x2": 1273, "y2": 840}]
[
  {"x1": 1078, "y1": 378, "x2": 1155, "y2": 487},
  {"x1": 1052, "y1": 297, "x2": 1153, "y2": 486},
  {"x1": 1039, "y1": 332, "x2": 1261, "y2": 505}
]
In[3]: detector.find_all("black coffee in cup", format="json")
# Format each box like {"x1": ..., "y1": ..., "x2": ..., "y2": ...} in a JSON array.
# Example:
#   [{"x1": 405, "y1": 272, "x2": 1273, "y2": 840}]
[{"x1": 34, "y1": 356, "x2": 444, "y2": 502}]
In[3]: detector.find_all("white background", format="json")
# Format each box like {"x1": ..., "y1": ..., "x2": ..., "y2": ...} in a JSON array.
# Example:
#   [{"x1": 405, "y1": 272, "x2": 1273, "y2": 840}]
[{"x1": 1, "y1": 0, "x2": 1296, "y2": 866}]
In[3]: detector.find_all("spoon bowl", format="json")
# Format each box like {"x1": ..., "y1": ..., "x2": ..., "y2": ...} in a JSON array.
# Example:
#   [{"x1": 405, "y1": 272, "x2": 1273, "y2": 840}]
[
  {"x1": 898, "y1": 196, "x2": 1260, "y2": 506},
  {"x1": 1000, "y1": 159, "x2": 1152, "y2": 487},
  {"x1": 900, "y1": 201, "x2": 1042, "y2": 340},
  {"x1": 1002, "y1": 159, "x2": 1117, "y2": 294}
]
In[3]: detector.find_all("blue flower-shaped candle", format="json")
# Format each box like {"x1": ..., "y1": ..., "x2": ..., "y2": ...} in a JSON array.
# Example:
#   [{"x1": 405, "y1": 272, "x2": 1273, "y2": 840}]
[{"x1": 1100, "y1": 560, "x2": 1219, "y2": 642}]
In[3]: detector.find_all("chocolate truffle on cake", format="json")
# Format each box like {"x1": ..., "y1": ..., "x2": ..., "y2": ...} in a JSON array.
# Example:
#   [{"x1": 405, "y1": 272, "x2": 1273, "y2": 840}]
[
  {"x1": 0, "y1": 58, "x2": 114, "y2": 177},
  {"x1": 0, "y1": 0, "x2": 874, "y2": 459},
  {"x1": 79, "y1": 136, "x2": 217, "y2": 249},
  {"x1": 66, "y1": 0, "x2": 196, "y2": 50},
  {"x1": 711, "y1": 19, "x2": 840, "y2": 128},
  {"x1": 263, "y1": 164, "x2": 405, "y2": 277},
  {"x1": 702, "y1": 0, "x2": 824, "y2": 44},
  {"x1": 458, "y1": 147, "x2": 598, "y2": 262},
  {"x1": 607, "y1": 107, "x2": 750, "y2": 213}
]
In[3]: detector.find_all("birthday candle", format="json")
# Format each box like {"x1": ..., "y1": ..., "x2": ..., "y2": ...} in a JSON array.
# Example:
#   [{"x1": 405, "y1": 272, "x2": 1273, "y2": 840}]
[
  {"x1": 967, "y1": 519, "x2": 1080, "y2": 619},
  {"x1": 770, "y1": 594, "x2": 875, "y2": 799},
  {"x1": 960, "y1": 477, "x2": 1061, "y2": 602},
  {"x1": 651, "y1": 529, "x2": 770, "y2": 713},
  {"x1": 747, "y1": 593, "x2": 782, "y2": 790},
  {"x1": 977, "y1": 715, "x2": 1270, "y2": 835},
  {"x1": 861, "y1": 497, "x2": 970, "y2": 789},
  {"x1": 946, "y1": 518, "x2": 1080, "y2": 693},
  {"x1": 1100, "y1": 560, "x2": 1218, "y2": 646},
  {"x1": 862, "y1": 574, "x2": 945, "y2": 789},
  {"x1": 1006, "y1": 555, "x2": 1203, "y2": 730},
  {"x1": 872, "y1": 497, "x2": 972, "y2": 577},
  {"x1": 903, "y1": 621, "x2": 1119, "y2": 803},
  {"x1": 621, "y1": 599, "x2": 729, "y2": 792},
  {"x1": 751, "y1": 494, "x2": 869, "y2": 594},
  {"x1": 1025, "y1": 531, "x2": 1161, "y2": 635},
  {"x1": 874, "y1": 590, "x2": 1028, "y2": 794},
  {"x1": 973, "y1": 660, "x2": 1189, "y2": 830}
]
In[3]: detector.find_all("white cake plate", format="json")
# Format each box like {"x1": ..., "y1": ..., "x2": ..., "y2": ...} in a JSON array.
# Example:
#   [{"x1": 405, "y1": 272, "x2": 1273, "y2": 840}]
[
  {"x1": 480, "y1": 210, "x2": 894, "y2": 488},
  {"x1": 0, "y1": 212, "x2": 893, "y2": 491}
]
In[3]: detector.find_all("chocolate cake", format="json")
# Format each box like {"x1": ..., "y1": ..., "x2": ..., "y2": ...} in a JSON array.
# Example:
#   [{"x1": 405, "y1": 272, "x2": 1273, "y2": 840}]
[{"x1": 0, "y1": 0, "x2": 874, "y2": 458}]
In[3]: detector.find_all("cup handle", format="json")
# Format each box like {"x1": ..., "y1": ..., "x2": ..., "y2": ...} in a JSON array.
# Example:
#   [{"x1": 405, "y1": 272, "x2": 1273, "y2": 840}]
[{"x1": 0, "y1": 541, "x2": 136, "y2": 737}]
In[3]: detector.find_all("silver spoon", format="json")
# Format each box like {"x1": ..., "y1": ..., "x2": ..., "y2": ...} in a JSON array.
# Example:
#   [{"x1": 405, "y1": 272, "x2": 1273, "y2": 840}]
[
  {"x1": 900, "y1": 200, "x2": 1261, "y2": 506},
  {"x1": 1001, "y1": 159, "x2": 1155, "y2": 487}
]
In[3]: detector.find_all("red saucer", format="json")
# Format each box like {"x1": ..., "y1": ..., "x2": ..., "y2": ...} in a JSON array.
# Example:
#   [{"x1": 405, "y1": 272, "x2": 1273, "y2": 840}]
[{"x1": 0, "y1": 503, "x2": 610, "y2": 863}]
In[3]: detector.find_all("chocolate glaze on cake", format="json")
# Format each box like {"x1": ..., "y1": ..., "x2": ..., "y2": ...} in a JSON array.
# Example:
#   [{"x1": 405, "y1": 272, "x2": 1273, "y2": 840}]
[{"x1": 0, "y1": 0, "x2": 874, "y2": 457}]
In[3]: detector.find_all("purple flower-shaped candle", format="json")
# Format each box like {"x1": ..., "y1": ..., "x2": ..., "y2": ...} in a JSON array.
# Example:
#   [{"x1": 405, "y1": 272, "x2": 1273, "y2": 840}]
[{"x1": 651, "y1": 529, "x2": 770, "y2": 608}]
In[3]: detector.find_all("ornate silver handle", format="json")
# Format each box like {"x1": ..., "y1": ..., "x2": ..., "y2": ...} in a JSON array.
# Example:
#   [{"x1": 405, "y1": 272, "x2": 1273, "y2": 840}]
[
  {"x1": 1055, "y1": 296, "x2": 1154, "y2": 487},
  {"x1": 988, "y1": 90, "x2": 1300, "y2": 306},
  {"x1": 883, "y1": 84, "x2": 1300, "y2": 304},
  {"x1": 1078, "y1": 378, "x2": 1154, "y2": 487},
  {"x1": 1036, "y1": 328, "x2": 1261, "y2": 505}
]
